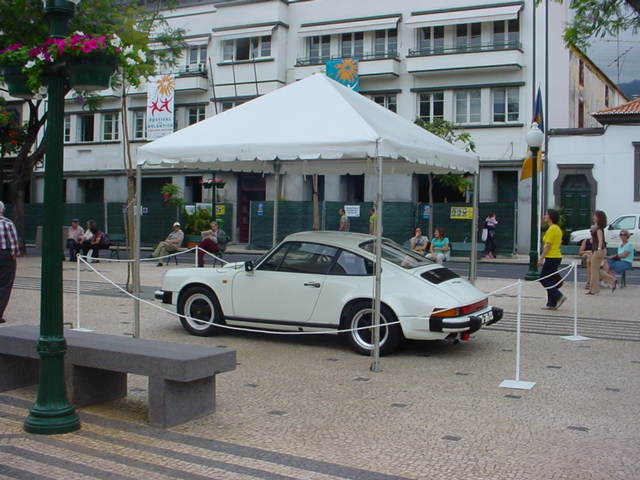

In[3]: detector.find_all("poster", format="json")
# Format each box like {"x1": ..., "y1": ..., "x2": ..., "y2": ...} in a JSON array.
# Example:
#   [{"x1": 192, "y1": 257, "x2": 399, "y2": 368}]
[
  {"x1": 146, "y1": 74, "x2": 175, "y2": 140},
  {"x1": 215, "y1": 205, "x2": 226, "y2": 216},
  {"x1": 450, "y1": 206, "x2": 474, "y2": 220},
  {"x1": 325, "y1": 58, "x2": 359, "y2": 91},
  {"x1": 344, "y1": 205, "x2": 360, "y2": 217}
]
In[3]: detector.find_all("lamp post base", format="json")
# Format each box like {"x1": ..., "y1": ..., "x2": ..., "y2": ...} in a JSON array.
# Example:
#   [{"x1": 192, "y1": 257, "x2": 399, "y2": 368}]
[
  {"x1": 525, "y1": 250, "x2": 539, "y2": 281},
  {"x1": 24, "y1": 406, "x2": 80, "y2": 435}
]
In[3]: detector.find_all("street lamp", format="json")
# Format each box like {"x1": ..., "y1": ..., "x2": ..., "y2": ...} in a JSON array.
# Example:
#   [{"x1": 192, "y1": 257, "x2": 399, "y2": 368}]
[
  {"x1": 524, "y1": 122, "x2": 544, "y2": 281},
  {"x1": 24, "y1": 0, "x2": 82, "y2": 435}
]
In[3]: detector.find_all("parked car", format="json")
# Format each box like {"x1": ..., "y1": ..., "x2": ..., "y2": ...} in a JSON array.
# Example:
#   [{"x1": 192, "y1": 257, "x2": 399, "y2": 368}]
[
  {"x1": 155, "y1": 231, "x2": 502, "y2": 356},
  {"x1": 569, "y1": 214, "x2": 640, "y2": 250}
]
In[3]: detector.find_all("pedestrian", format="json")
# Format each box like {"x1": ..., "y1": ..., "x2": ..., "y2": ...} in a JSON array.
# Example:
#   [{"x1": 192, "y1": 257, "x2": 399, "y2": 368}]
[
  {"x1": 586, "y1": 210, "x2": 616, "y2": 295},
  {"x1": 602, "y1": 229, "x2": 633, "y2": 287},
  {"x1": 197, "y1": 221, "x2": 228, "y2": 267},
  {"x1": 0, "y1": 201, "x2": 19, "y2": 324},
  {"x1": 537, "y1": 209, "x2": 566, "y2": 310},
  {"x1": 338, "y1": 208, "x2": 350, "y2": 232},
  {"x1": 409, "y1": 227, "x2": 429, "y2": 256},
  {"x1": 578, "y1": 235, "x2": 593, "y2": 289},
  {"x1": 426, "y1": 227, "x2": 450, "y2": 264},
  {"x1": 66, "y1": 218, "x2": 84, "y2": 261},
  {"x1": 482, "y1": 212, "x2": 498, "y2": 259},
  {"x1": 152, "y1": 222, "x2": 184, "y2": 266},
  {"x1": 368, "y1": 207, "x2": 377, "y2": 234}
]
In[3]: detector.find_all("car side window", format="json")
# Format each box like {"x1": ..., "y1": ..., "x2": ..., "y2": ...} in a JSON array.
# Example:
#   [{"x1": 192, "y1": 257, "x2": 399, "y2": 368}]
[
  {"x1": 278, "y1": 242, "x2": 338, "y2": 274},
  {"x1": 329, "y1": 250, "x2": 374, "y2": 276},
  {"x1": 610, "y1": 216, "x2": 636, "y2": 230},
  {"x1": 258, "y1": 243, "x2": 290, "y2": 271}
]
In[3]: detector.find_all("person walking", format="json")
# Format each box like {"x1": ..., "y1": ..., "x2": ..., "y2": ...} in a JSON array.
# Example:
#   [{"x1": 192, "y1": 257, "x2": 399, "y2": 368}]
[
  {"x1": 586, "y1": 210, "x2": 616, "y2": 295},
  {"x1": 0, "y1": 201, "x2": 19, "y2": 324},
  {"x1": 368, "y1": 207, "x2": 377, "y2": 234},
  {"x1": 338, "y1": 208, "x2": 350, "y2": 232},
  {"x1": 537, "y1": 209, "x2": 566, "y2": 310},
  {"x1": 482, "y1": 213, "x2": 498, "y2": 259}
]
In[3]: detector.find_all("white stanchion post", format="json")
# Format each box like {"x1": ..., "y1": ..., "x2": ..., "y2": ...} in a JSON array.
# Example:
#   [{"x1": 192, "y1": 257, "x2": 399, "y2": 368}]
[
  {"x1": 561, "y1": 261, "x2": 590, "y2": 342},
  {"x1": 71, "y1": 257, "x2": 92, "y2": 332},
  {"x1": 195, "y1": 246, "x2": 198, "y2": 268},
  {"x1": 500, "y1": 280, "x2": 536, "y2": 390}
]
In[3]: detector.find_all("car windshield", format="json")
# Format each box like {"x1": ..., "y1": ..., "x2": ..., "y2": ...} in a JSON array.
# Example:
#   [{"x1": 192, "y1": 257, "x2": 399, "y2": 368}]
[{"x1": 359, "y1": 239, "x2": 433, "y2": 269}]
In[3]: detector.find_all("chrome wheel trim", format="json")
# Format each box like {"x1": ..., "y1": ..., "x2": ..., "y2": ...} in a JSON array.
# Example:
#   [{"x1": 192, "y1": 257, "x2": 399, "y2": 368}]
[
  {"x1": 349, "y1": 307, "x2": 389, "y2": 351},
  {"x1": 184, "y1": 293, "x2": 215, "y2": 331}
]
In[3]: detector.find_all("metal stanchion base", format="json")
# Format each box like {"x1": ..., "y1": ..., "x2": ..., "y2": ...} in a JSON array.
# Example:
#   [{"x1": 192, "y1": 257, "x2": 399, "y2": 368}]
[
  {"x1": 70, "y1": 328, "x2": 93, "y2": 332},
  {"x1": 499, "y1": 380, "x2": 536, "y2": 390},
  {"x1": 560, "y1": 335, "x2": 591, "y2": 342}
]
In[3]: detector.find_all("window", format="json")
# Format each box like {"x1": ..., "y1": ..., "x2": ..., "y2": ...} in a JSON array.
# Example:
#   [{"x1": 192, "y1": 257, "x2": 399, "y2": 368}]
[
  {"x1": 605, "y1": 85, "x2": 610, "y2": 107},
  {"x1": 578, "y1": 99, "x2": 585, "y2": 127},
  {"x1": 635, "y1": 143, "x2": 640, "y2": 201},
  {"x1": 579, "y1": 60, "x2": 585, "y2": 87},
  {"x1": 371, "y1": 94, "x2": 397, "y2": 113},
  {"x1": 260, "y1": 242, "x2": 338, "y2": 274},
  {"x1": 456, "y1": 23, "x2": 481, "y2": 50},
  {"x1": 64, "y1": 115, "x2": 71, "y2": 143},
  {"x1": 455, "y1": 89, "x2": 481, "y2": 124},
  {"x1": 78, "y1": 114, "x2": 95, "y2": 142},
  {"x1": 102, "y1": 113, "x2": 119, "y2": 141},
  {"x1": 308, "y1": 35, "x2": 331, "y2": 61},
  {"x1": 418, "y1": 92, "x2": 444, "y2": 121},
  {"x1": 222, "y1": 36, "x2": 271, "y2": 62},
  {"x1": 418, "y1": 26, "x2": 444, "y2": 53},
  {"x1": 133, "y1": 111, "x2": 146, "y2": 139},
  {"x1": 187, "y1": 45, "x2": 207, "y2": 70},
  {"x1": 187, "y1": 106, "x2": 205, "y2": 126},
  {"x1": 492, "y1": 88, "x2": 519, "y2": 122},
  {"x1": 374, "y1": 29, "x2": 397, "y2": 56},
  {"x1": 493, "y1": 19, "x2": 519, "y2": 46},
  {"x1": 341, "y1": 32, "x2": 363, "y2": 58},
  {"x1": 329, "y1": 250, "x2": 374, "y2": 276},
  {"x1": 221, "y1": 100, "x2": 246, "y2": 112},
  {"x1": 360, "y1": 240, "x2": 432, "y2": 270},
  {"x1": 610, "y1": 216, "x2": 636, "y2": 230}
]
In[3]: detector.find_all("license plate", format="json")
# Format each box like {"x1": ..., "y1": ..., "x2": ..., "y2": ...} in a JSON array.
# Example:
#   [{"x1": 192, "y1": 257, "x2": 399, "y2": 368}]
[{"x1": 479, "y1": 310, "x2": 493, "y2": 324}]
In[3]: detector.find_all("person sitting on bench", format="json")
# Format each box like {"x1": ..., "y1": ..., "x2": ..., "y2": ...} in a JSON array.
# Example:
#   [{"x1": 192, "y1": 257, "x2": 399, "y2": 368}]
[
  {"x1": 197, "y1": 221, "x2": 227, "y2": 267},
  {"x1": 66, "y1": 218, "x2": 84, "y2": 261},
  {"x1": 80, "y1": 220, "x2": 107, "y2": 262},
  {"x1": 152, "y1": 222, "x2": 184, "y2": 266}
]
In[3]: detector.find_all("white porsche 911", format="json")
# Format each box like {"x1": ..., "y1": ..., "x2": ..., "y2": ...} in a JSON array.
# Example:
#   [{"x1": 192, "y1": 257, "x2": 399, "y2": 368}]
[{"x1": 155, "y1": 231, "x2": 502, "y2": 356}]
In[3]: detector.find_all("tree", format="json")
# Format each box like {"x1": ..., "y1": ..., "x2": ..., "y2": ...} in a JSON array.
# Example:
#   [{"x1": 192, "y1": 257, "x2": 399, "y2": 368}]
[
  {"x1": 0, "y1": 0, "x2": 184, "y2": 253},
  {"x1": 415, "y1": 118, "x2": 476, "y2": 237}
]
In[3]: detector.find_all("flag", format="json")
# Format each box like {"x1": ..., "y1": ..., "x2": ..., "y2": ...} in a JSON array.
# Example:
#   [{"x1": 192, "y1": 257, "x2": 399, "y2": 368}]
[{"x1": 520, "y1": 88, "x2": 544, "y2": 181}]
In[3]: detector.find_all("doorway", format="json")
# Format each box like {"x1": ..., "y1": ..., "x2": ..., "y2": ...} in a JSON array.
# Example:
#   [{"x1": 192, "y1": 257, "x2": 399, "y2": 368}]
[
  {"x1": 238, "y1": 173, "x2": 266, "y2": 243},
  {"x1": 496, "y1": 171, "x2": 518, "y2": 203},
  {"x1": 560, "y1": 174, "x2": 591, "y2": 230}
]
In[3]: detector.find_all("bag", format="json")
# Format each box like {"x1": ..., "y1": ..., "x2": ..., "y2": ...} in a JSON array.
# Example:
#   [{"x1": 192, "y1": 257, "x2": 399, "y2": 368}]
[
  {"x1": 217, "y1": 230, "x2": 228, "y2": 252},
  {"x1": 101, "y1": 233, "x2": 110, "y2": 247},
  {"x1": 481, "y1": 228, "x2": 488, "y2": 242}
]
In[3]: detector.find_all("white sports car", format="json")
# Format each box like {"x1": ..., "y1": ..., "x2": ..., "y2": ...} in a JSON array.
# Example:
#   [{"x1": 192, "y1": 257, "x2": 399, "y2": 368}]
[{"x1": 155, "y1": 231, "x2": 502, "y2": 355}]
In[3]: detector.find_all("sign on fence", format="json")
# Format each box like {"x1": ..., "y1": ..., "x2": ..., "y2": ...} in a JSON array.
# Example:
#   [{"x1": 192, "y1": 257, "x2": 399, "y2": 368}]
[
  {"x1": 215, "y1": 205, "x2": 226, "y2": 216},
  {"x1": 450, "y1": 206, "x2": 474, "y2": 220},
  {"x1": 344, "y1": 205, "x2": 361, "y2": 217}
]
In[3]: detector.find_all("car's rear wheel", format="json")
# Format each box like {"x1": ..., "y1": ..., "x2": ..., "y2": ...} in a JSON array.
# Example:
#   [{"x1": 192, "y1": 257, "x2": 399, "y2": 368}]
[
  {"x1": 177, "y1": 286, "x2": 224, "y2": 336},
  {"x1": 343, "y1": 301, "x2": 402, "y2": 356}
]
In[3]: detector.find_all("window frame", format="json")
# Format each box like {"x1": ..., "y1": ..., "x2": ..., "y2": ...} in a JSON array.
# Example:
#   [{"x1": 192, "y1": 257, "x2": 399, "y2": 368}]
[
  {"x1": 493, "y1": 19, "x2": 519, "y2": 46},
  {"x1": 187, "y1": 106, "x2": 206, "y2": 126},
  {"x1": 102, "y1": 112, "x2": 119, "y2": 141},
  {"x1": 370, "y1": 94, "x2": 397, "y2": 113},
  {"x1": 417, "y1": 26, "x2": 444, "y2": 53},
  {"x1": 187, "y1": 45, "x2": 207, "y2": 66},
  {"x1": 456, "y1": 23, "x2": 481, "y2": 50},
  {"x1": 221, "y1": 36, "x2": 271, "y2": 62},
  {"x1": 133, "y1": 110, "x2": 146, "y2": 139},
  {"x1": 341, "y1": 31, "x2": 364, "y2": 58},
  {"x1": 78, "y1": 113, "x2": 95, "y2": 143},
  {"x1": 492, "y1": 87, "x2": 520, "y2": 123},
  {"x1": 328, "y1": 249, "x2": 374, "y2": 276},
  {"x1": 418, "y1": 91, "x2": 444, "y2": 122},
  {"x1": 454, "y1": 89, "x2": 481, "y2": 124},
  {"x1": 64, "y1": 115, "x2": 71, "y2": 143},
  {"x1": 374, "y1": 29, "x2": 398, "y2": 56},
  {"x1": 610, "y1": 216, "x2": 636, "y2": 231},
  {"x1": 307, "y1": 35, "x2": 331, "y2": 62},
  {"x1": 257, "y1": 241, "x2": 339, "y2": 275}
]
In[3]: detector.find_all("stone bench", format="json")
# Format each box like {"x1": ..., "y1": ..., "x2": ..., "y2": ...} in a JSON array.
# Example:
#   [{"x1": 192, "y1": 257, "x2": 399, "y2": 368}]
[{"x1": 0, "y1": 325, "x2": 235, "y2": 428}]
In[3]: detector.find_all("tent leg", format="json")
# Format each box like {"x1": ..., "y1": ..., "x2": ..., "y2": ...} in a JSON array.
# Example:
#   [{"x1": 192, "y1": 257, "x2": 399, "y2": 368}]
[
  {"x1": 134, "y1": 164, "x2": 142, "y2": 338},
  {"x1": 469, "y1": 173, "x2": 479, "y2": 284},
  {"x1": 371, "y1": 147, "x2": 383, "y2": 373},
  {"x1": 272, "y1": 161, "x2": 280, "y2": 247}
]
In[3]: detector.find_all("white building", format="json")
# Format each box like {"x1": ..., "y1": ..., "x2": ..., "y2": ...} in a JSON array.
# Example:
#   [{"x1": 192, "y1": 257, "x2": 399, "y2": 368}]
[{"x1": 2, "y1": 0, "x2": 626, "y2": 247}]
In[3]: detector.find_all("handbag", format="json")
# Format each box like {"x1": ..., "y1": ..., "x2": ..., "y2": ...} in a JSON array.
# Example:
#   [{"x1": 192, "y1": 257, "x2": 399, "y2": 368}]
[{"x1": 481, "y1": 228, "x2": 488, "y2": 242}]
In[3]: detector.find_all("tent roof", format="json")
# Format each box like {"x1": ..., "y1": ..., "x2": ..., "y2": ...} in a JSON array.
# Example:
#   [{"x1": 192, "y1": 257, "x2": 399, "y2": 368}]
[{"x1": 138, "y1": 74, "x2": 479, "y2": 175}]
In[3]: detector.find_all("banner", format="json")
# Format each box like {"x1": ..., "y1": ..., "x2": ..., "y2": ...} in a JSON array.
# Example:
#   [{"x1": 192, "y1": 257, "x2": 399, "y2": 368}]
[
  {"x1": 146, "y1": 74, "x2": 175, "y2": 140},
  {"x1": 325, "y1": 58, "x2": 359, "y2": 91}
]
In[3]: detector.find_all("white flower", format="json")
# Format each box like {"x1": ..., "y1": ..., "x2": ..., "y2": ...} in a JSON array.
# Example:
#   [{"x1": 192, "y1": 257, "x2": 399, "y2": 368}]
[
  {"x1": 25, "y1": 60, "x2": 36, "y2": 69},
  {"x1": 36, "y1": 52, "x2": 46, "y2": 62},
  {"x1": 126, "y1": 57, "x2": 137, "y2": 66},
  {"x1": 123, "y1": 45, "x2": 134, "y2": 55},
  {"x1": 137, "y1": 50, "x2": 146, "y2": 62},
  {"x1": 74, "y1": 31, "x2": 85, "y2": 36},
  {"x1": 110, "y1": 34, "x2": 121, "y2": 47}
]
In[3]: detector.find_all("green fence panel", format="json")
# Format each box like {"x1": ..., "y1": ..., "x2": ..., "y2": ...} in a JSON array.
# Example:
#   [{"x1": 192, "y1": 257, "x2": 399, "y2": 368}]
[
  {"x1": 140, "y1": 201, "x2": 180, "y2": 246},
  {"x1": 248, "y1": 201, "x2": 315, "y2": 250},
  {"x1": 106, "y1": 203, "x2": 126, "y2": 236},
  {"x1": 215, "y1": 203, "x2": 234, "y2": 237}
]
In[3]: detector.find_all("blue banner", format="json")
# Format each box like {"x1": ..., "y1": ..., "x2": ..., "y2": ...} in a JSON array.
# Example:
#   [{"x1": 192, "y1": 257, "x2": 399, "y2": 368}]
[{"x1": 325, "y1": 58, "x2": 359, "y2": 91}]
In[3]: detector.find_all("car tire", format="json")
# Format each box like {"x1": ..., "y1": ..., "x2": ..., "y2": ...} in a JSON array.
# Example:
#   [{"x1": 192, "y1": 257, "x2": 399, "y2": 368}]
[
  {"x1": 342, "y1": 301, "x2": 403, "y2": 356},
  {"x1": 177, "y1": 286, "x2": 224, "y2": 336}
]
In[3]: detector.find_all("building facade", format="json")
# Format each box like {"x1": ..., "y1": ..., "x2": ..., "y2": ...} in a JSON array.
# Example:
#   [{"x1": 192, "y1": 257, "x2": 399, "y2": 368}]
[{"x1": 2, "y1": 0, "x2": 627, "y2": 247}]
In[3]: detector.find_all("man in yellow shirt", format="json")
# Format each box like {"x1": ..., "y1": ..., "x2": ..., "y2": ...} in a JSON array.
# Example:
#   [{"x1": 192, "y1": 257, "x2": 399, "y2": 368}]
[{"x1": 537, "y1": 209, "x2": 566, "y2": 310}]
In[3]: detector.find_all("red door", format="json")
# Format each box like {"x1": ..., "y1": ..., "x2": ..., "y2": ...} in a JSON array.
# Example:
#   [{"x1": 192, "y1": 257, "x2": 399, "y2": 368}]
[{"x1": 238, "y1": 174, "x2": 266, "y2": 243}]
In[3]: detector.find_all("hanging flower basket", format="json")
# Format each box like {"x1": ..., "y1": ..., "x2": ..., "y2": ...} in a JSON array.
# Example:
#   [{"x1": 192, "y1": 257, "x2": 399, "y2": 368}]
[
  {"x1": 215, "y1": 181, "x2": 226, "y2": 189},
  {"x1": 0, "y1": 63, "x2": 33, "y2": 99},
  {"x1": 66, "y1": 52, "x2": 117, "y2": 91}
]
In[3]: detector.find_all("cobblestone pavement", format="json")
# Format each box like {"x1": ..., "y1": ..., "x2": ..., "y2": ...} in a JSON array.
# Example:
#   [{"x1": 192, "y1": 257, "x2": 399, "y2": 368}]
[{"x1": 1, "y1": 257, "x2": 639, "y2": 479}]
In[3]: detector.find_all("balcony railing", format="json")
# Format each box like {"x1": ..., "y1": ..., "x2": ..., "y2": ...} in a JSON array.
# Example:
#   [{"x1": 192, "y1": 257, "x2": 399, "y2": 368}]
[
  {"x1": 174, "y1": 64, "x2": 208, "y2": 76},
  {"x1": 295, "y1": 51, "x2": 400, "y2": 66},
  {"x1": 408, "y1": 41, "x2": 522, "y2": 57}
]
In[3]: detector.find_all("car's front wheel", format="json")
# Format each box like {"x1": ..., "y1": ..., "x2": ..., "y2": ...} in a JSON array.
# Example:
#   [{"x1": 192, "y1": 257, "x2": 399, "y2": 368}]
[
  {"x1": 342, "y1": 301, "x2": 403, "y2": 356},
  {"x1": 177, "y1": 286, "x2": 224, "y2": 336}
]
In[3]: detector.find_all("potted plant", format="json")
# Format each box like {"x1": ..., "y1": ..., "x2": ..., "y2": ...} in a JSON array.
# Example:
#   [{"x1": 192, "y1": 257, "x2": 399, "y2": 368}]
[
  {"x1": 182, "y1": 208, "x2": 212, "y2": 247},
  {"x1": 214, "y1": 178, "x2": 226, "y2": 189},
  {"x1": 0, "y1": 44, "x2": 36, "y2": 98}
]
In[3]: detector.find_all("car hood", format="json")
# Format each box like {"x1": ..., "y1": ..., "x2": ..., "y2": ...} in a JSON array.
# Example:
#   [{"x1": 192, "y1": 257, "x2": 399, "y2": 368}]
[
  {"x1": 570, "y1": 228, "x2": 590, "y2": 243},
  {"x1": 411, "y1": 265, "x2": 486, "y2": 304}
]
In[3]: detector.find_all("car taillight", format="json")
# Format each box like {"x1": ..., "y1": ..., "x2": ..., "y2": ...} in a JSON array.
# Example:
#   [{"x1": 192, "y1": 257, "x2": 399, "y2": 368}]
[
  {"x1": 430, "y1": 307, "x2": 460, "y2": 317},
  {"x1": 460, "y1": 299, "x2": 488, "y2": 315}
]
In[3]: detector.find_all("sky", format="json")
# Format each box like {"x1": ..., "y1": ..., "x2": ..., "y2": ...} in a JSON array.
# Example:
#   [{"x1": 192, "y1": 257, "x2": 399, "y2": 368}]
[{"x1": 588, "y1": 29, "x2": 640, "y2": 86}]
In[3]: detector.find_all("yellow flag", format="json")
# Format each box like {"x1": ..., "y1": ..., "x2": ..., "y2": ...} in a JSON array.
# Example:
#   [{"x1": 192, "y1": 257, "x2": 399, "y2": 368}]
[{"x1": 520, "y1": 150, "x2": 543, "y2": 181}]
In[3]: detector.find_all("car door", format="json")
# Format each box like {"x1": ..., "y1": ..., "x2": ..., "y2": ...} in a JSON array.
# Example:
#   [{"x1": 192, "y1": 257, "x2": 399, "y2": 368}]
[
  {"x1": 605, "y1": 215, "x2": 637, "y2": 248},
  {"x1": 231, "y1": 241, "x2": 338, "y2": 325}
]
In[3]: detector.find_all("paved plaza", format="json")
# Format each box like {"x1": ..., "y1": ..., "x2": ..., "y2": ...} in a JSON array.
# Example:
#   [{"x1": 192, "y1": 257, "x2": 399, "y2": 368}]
[{"x1": 1, "y1": 256, "x2": 639, "y2": 479}]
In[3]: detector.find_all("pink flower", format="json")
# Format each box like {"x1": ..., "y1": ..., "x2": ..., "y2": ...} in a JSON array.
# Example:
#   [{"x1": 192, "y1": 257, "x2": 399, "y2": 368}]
[{"x1": 80, "y1": 39, "x2": 98, "y2": 53}]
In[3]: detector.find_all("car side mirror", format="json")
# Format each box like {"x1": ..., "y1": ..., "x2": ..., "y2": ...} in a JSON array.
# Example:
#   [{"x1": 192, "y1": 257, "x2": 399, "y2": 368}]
[
  {"x1": 608, "y1": 225, "x2": 613, "y2": 230},
  {"x1": 245, "y1": 260, "x2": 254, "y2": 272}
]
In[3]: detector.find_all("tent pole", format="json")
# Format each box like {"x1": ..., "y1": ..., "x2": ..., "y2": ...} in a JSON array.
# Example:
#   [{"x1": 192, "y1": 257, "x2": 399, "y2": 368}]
[
  {"x1": 272, "y1": 160, "x2": 280, "y2": 247},
  {"x1": 134, "y1": 163, "x2": 142, "y2": 338},
  {"x1": 371, "y1": 141, "x2": 383, "y2": 373},
  {"x1": 469, "y1": 172, "x2": 479, "y2": 284}
]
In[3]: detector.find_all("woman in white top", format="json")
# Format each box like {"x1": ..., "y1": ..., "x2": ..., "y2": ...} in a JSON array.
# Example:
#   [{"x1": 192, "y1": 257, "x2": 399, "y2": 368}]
[{"x1": 409, "y1": 227, "x2": 429, "y2": 256}]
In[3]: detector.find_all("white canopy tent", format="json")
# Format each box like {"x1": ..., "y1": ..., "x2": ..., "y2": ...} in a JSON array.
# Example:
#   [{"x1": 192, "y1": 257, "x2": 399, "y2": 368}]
[{"x1": 137, "y1": 74, "x2": 480, "y2": 368}]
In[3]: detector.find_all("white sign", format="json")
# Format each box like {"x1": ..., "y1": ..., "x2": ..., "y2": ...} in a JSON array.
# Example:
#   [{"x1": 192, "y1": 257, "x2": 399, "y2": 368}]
[
  {"x1": 146, "y1": 75, "x2": 175, "y2": 140},
  {"x1": 344, "y1": 205, "x2": 360, "y2": 217}
]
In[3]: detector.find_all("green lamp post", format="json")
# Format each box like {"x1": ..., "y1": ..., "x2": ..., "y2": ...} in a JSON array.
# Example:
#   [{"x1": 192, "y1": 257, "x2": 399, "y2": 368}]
[
  {"x1": 524, "y1": 122, "x2": 544, "y2": 281},
  {"x1": 24, "y1": 0, "x2": 82, "y2": 434}
]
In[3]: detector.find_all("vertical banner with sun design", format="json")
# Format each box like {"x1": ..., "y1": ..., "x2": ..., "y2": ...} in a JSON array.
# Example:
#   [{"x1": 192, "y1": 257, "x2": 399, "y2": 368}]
[
  {"x1": 146, "y1": 74, "x2": 175, "y2": 140},
  {"x1": 325, "y1": 58, "x2": 359, "y2": 91}
]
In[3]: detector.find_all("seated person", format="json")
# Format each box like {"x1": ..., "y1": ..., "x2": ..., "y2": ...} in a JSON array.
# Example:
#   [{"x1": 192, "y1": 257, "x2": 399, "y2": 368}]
[
  {"x1": 152, "y1": 222, "x2": 184, "y2": 266},
  {"x1": 67, "y1": 218, "x2": 84, "y2": 261},
  {"x1": 197, "y1": 221, "x2": 228, "y2": 267},
  {"x1": 426, "y1": 227, "x2": 450, "y2": 264},
  {"x1": 602, "y1": 229, "x2": 634, "y2": 279},
  {"x1": 578, "y1": 236, "x2": 593, "y2": 289},
  {"x1": 409, "y1": 227, "x2": 429, "y2": 256},
  {"x1": 80, "y1": 220, "x2": 106, "y2": 262}
]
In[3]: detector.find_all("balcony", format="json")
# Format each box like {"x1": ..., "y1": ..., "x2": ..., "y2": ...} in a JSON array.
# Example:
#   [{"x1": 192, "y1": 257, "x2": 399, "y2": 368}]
[
  {"x1": 406, "y1": 42, "x2": 523, "y2": 75},
  {"x1": 127, "y1": 65, "x2": 209, "y2": 95},
  {"x1": 294, "y1": 52, "x2": 401, "y2": 81}
]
